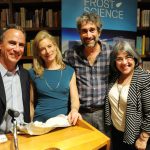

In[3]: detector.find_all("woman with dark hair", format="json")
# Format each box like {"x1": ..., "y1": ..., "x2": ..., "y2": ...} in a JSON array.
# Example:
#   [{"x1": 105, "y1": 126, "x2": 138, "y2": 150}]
[{"x1": 105, "y1": 41, "x2": 150, "y2": 150}]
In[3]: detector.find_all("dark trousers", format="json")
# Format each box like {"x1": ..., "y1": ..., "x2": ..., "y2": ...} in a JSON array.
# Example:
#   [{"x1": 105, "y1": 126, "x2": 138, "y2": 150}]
[
  {"x1": 111, "y1": 126, "x2": 150, "y2": 150},
  {"x1": 111, "y1": 126, "x2": 136, "y2": 150}
]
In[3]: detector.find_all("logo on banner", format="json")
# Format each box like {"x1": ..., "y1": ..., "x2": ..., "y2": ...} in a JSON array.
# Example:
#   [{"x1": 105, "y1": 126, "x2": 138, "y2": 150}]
[{"x1": 84, "y1": 0, "x2": 124, "y2": 19}]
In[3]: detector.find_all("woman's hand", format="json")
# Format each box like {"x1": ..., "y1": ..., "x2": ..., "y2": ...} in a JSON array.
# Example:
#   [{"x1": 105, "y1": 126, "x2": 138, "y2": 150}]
[
  {"x1": 135, "y1": 132, "x2": 149, "y2": 150},
  {"x1": 68, "y1": 109, "x2": 82, "y2": 125},
  {"x1": 135, "y1": 137, "x2": 147, "y2": 150}
]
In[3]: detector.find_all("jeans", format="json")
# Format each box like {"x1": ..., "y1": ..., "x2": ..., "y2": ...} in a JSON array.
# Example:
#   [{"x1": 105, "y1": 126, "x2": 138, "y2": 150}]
[{"x1": 80, "y1": 109, "x2": 105, "y2": 133}]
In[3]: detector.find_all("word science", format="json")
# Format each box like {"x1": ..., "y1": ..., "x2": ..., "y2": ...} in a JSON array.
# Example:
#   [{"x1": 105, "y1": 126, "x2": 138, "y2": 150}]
[{"x1": 84, "y1": 0, "x2": 124, "y2": 19}]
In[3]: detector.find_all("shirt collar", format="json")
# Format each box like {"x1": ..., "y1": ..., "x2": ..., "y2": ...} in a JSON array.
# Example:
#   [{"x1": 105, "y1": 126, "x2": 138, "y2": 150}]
[{"x1": 0, "y1": 63, "x2": 20, "y2": 77}]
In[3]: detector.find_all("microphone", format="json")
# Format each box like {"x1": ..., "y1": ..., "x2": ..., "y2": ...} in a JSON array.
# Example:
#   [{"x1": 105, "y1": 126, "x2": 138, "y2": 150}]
[
  {"x1": 8, "y1": 109, "x2": 20, "y2": 118},
  {"x1": 8, "y1": 109, "x2": 20, "y2": 150}
]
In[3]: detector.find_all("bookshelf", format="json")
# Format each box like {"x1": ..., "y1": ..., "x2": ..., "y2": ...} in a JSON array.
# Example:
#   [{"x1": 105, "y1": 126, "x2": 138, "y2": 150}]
[
  {"x1": 0, "y1": 0, "x2": 61, "y2": 69},
  {"x1": 136, "y1": 0, "x2": 150, "y2": 70},
  {"x1": 136, "y1": 0, "x2": 150, "y2": 58}
]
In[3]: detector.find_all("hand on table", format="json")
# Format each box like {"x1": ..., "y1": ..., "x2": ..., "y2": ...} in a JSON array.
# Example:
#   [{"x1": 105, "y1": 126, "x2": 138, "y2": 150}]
[{"x1": 68, "y1": 110, "x2": 82, "y2": 125}]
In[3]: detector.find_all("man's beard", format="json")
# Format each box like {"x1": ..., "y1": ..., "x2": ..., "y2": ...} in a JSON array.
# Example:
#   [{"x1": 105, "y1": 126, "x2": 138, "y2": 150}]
[{"x1": 83, "y1": 38, "x2": 99, "y2": 48}]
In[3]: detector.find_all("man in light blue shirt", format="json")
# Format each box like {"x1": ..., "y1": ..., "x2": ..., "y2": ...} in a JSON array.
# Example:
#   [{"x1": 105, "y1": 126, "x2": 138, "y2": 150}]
[{"x1": 0, "y1": 24, "x2": 31, "y2": 133}]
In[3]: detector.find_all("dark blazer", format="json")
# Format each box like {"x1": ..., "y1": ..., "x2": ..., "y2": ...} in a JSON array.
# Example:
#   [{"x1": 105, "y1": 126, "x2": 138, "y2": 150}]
[
  {"x1": 105, "y1": 66, "x2": 150, "y2": 144},
  {"x1": 0, "y1": 66, "x2": 31, "y2": 124}
]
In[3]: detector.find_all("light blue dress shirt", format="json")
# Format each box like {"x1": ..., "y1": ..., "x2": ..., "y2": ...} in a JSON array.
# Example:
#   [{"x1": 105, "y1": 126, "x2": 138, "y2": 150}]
[{"x1": 0, "y1": 64, "x2": 24, "y2": 133}]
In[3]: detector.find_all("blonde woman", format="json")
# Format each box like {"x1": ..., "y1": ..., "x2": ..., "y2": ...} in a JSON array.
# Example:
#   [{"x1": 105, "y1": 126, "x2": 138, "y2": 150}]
[{"x1": 29, "y1": 30, "x2": 82, "y2": 125}]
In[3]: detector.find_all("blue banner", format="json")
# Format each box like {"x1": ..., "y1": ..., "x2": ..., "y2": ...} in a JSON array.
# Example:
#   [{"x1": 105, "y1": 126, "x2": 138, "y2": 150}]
[{"x1": 62, "y1": 0, "x2": 137, "y2": 32}]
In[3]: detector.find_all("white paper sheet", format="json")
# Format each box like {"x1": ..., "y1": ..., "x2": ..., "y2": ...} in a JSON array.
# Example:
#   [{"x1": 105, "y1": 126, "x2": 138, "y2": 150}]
[{"x1": 17, "y1": 114, "x2": 71, "y2": 135}]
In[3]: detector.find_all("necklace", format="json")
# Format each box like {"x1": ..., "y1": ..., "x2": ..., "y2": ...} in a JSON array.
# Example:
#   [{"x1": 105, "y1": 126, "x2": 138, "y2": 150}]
[
  {"x1": 116, "y1": 82, "x2": 124, "y2": 110},
  {"x1": 42, "y1": 70, "x2": 62, "y2": 91}
]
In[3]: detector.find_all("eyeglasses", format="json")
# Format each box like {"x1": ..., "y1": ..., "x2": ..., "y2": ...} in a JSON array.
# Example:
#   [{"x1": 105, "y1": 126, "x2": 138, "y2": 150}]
[{"x1": 116, "y1": 55, "x2": 134, "y2": 63}]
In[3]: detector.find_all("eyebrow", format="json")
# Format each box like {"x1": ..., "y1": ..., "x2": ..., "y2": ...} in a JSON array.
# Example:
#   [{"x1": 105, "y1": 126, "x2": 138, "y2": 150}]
[{"x1": 8, "y1": 40, "x2": 25, "y2": 46}]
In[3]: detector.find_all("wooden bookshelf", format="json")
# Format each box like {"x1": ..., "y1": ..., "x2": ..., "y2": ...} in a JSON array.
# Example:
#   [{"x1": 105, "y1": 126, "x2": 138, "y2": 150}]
[
  {"x1": 136, "y1": 0, "x2": 150, "y2": 59},
  {"x1": 0, "y1": 0, "x2": 10, "y2": 3},
  {"x1": 136, "y1": 0, "x2": 150, "y2": 70},
  {"x1": 0, "y1": 0, "x2": 61, "y2": 67}
]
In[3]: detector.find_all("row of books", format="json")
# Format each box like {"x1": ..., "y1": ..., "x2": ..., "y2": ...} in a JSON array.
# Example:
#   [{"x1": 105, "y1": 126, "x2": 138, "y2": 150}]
[
  {"x1": 14, "y1": 7, "x2": 60, "y2": 28},
  {"x1": 24, "y1": 40, "x2": 34, "y2": 56},
  {"x1": 142, "y1": 61, "x2": 150, "y2": 71},
  {"x1": 137, "y1": 8, "x2": 150, "y2": 27},
  {"x1": 23, "y1": 63, "x2": 33, "y2": 70},
  {"x1": 24, "y1": 36, "x2": 60, "y2": 57},
  {"x1": 0, "y1": 9, "x2": 9, "y2": 28},
  {"x1": 136, "y1": 35, "x2": 150, "y2": 56}
]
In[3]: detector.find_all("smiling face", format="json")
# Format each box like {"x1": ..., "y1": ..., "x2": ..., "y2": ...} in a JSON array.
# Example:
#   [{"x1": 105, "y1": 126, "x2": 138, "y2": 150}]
[
  {"x1": 38, "y1": 38, "x2": 57, "y2": 65},
  {"x1": 115, "y1": 50, "x2": 135, "y2": 77},
  {"x1": 0, "y1": 29, "x2": 25, "y2": 70},
  {"x1": 79, "y1": 21, "x2": 100, "y2": 48}
]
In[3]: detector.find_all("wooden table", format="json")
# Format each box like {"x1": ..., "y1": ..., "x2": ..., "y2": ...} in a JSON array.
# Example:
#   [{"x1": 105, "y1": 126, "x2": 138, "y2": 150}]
[{"x1": 0, "y1": 119, "x2": 110, "y2": 150}]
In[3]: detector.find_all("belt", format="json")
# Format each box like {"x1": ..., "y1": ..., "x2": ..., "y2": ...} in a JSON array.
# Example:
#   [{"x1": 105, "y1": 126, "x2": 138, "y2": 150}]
[{"x1": 79, "y1": 105, "x2": 104, "y2": 113}]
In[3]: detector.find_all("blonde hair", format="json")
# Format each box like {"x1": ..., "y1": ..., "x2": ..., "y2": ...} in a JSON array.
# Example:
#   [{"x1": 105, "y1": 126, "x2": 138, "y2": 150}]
[{"x1": 33, "y1": 30, "x2": 65, "y2": 76}]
